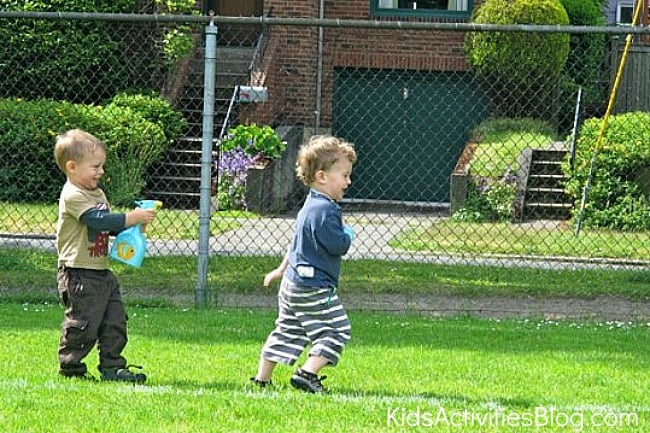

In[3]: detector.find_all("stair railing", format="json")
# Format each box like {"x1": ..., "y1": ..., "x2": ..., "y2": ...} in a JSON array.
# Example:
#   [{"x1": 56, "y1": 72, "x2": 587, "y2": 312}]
[
  {"x1": 249, "y1": 6, "x2": 273, "y2": 76},
  {"x1": 219, "y1": 86, "x2": 241, "y2": 140},
  {"x1": 568, "y1": 86, "x2": 583, "y2": 174},
  {"x1": 218, "y1": 6, "x2": 273, "y2": 141}
]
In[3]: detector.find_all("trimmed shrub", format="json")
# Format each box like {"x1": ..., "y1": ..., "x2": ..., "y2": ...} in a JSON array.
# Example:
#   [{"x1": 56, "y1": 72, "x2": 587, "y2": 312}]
[
  {"x1": 0, "y1": 96, "x2": 181, "y2": 206},
  {"x1": 108, "y1": 92, "x2": 188, "y2": 142},
  {"x1": 465, "y1": 0, "x2": 570, "y2": 121},
  {"x1": 564, "y1": 112, "x2": 650, "y2": 231}
]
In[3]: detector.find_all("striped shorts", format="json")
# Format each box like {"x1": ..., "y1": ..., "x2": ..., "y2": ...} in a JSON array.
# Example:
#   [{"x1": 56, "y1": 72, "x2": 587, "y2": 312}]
[{"x1": 261, "y1": 277, "x2": 351, "y2": 366}]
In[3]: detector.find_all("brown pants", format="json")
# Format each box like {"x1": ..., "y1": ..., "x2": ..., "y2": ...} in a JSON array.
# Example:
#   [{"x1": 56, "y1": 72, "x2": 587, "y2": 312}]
[{"x1": 57, "y1": 267, "x2": 128, "y2": 376}]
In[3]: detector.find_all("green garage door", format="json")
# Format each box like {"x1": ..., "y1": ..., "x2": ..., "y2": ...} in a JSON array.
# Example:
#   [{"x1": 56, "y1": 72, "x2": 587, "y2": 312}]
[{"x1": 333, "y1": 68, "x2": 489, "y2": 203}]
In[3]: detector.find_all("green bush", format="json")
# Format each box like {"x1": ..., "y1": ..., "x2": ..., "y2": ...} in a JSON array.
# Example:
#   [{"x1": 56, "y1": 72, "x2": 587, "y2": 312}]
[
  {"x1": 0, "y1": 0, "x2": 166, "y2": 104},
  {"x1": 465, "y1": 0, "x2": 570, "y2": 120},
  {"x1": 452, "y1": 177, "x2": 517, "y2": 223},
  {"x1": 154, "y1": 0, "x2": 200, "y2": 67},
  {"x1": 0, "y1": 96, "x2": 180, "y2": 206},
  {"x1": 564, "y1": 112, "x2": 650, "y2": 231},
  {"x1": 1, "y1": 0, "x2": 135, "y2": 12},
  {"x1": 108, "y1": 92, "x2": 187, "y2": 142}
]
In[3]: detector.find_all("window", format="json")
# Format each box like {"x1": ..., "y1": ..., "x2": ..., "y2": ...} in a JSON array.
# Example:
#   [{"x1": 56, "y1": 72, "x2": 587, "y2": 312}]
[
  {"x1": 374, "y1": 0, "x2": 472, "y2": 18},
  {"x1": 617, "y1": 0, "x2": 635, "y2": 24}
]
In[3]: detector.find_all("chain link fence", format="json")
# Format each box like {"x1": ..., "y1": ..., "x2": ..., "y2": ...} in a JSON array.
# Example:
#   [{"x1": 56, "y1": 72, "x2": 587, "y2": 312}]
[{"x1": 1, "y1": 11, "x2": 649, "y2": 306}]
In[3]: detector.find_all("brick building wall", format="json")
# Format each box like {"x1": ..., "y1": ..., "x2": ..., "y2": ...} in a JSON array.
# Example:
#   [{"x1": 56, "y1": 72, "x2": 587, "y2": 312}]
[{"x1": 246, "y1": 0, "x2": 481, "y2": 127}]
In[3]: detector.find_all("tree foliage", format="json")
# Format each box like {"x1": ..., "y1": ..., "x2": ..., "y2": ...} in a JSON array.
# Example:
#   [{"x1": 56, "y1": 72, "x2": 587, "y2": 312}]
[{"x1": 465, "y1": 0, "x2": 571, "y2": 120}]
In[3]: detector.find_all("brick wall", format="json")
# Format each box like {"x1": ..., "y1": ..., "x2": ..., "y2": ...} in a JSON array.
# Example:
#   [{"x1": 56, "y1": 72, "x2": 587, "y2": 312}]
[{"x1": 247, "y1": 0, "x2": 479, "y2": 127}]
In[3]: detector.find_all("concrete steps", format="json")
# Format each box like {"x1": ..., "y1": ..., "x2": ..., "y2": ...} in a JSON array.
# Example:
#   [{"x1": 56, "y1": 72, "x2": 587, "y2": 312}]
[
  {"x1": 516, "y1": 148, "x2": 574, "y2": 221},
  {"x1": 146, "y1": 41, "x2": 257, "y2": 209}
]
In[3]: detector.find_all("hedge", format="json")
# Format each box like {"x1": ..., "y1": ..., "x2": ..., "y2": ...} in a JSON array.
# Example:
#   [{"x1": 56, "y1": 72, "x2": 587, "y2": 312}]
[
  {"x1": 564, "y1": 112, "x2": 650, "y2": 231},
  {"x1": 0, "y1": 95, "x2": 185, "y2": 206},
  {"x1": 0, "y1": 0, "x2": 166, "y2": 104}
]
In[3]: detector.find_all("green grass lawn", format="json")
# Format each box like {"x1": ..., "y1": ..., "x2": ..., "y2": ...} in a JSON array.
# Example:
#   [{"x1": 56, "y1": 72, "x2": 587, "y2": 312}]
[
  {"x1": 2, "y1": 249, "x2": 649, "y2": 304},
  {"x1": 0, "y1": 202, "x2": 252, "y2": 239},
  {"x1": 470, "y1": 131, "x2": 553, "y2": 178},
  {"x1": 2, "y1": 201, "x2": 649, "y2": 262},
  {"x1": 1, "y1": 303, "x2": 647, "y2": 432},
  {"x1": 391, "y1": 220, "x2": 650, "y2": 261}
]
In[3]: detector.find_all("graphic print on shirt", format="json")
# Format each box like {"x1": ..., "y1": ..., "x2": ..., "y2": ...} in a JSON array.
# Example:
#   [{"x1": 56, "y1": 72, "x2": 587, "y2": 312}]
[{"x1": 87, "y1": 201, "x2": 109, "y2": 257}]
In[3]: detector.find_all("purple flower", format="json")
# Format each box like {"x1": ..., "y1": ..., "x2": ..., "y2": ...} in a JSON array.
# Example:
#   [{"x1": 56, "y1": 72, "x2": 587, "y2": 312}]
[{"x1": 214, "y1": 146, "x2": 256, "y2": 210}]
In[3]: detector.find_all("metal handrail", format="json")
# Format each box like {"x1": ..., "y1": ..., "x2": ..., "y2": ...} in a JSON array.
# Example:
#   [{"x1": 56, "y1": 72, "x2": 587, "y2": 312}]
[
  {"x1": 219, "y1": 86, "x2": 240, "y2": 140},
  {"x1": 219, "y1": 7, "x2": 273, "y2": 141},
  {"x1": 248, "y1": 6, "x2": 273, "y2": 75}
]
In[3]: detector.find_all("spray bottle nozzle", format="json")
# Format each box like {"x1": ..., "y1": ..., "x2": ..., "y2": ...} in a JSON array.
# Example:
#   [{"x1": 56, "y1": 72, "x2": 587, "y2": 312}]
[{"x1": 136, "y1": 200, "x2": 163, "y2": 211}]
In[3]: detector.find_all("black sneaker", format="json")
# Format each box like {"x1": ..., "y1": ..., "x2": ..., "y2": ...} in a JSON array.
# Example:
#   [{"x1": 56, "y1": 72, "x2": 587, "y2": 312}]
[
  {"x1": 249, "y1": 377, "x2": 273, "y2": 389},
  {"x1": 290, "y1": 369, "x2": 328, "y2": 394},
  {"x1": 101, "y1": 365, "x2": 146, "y2": 384}
]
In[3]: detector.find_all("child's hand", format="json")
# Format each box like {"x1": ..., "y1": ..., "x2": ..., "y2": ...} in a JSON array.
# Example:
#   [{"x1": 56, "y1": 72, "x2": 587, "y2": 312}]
[
  {"x1": 263, "y1": 268, "x2": 283, "y2": 287},
  {"x1": 126, "y1": 208, "x2": 157, "y2": 227},
  {"x1": 343, "y1": 225, "x2": 355, "y2": 242},
  {"x1": 264, "y1": 253, "x2": 289, "y2": 287}
]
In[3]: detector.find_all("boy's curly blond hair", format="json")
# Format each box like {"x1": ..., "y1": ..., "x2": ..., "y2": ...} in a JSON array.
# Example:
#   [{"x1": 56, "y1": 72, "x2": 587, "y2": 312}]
[{"x1": 295, "y1": 135, "x2": 356, "y2": 186}]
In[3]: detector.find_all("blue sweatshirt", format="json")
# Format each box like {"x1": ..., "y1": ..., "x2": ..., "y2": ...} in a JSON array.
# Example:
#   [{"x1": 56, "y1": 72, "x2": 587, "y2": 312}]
[{"x1": 285, "y1": 189, "x2": 352, "y2": 288}]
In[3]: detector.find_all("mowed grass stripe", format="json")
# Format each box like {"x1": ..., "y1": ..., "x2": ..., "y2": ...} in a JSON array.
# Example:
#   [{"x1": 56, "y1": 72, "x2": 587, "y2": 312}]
[{"x1": 1, "y1": 304, "x2": 648, "y2": 432}]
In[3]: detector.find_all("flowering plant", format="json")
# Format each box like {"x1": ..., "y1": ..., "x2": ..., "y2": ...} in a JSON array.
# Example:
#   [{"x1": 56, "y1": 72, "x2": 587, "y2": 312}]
[
  {"x1": 215, "y1": 124, "x2": 285, "y2": 210},
  {"x1": 215, "y1": 146, "x2": 264, "y2": 210},
  {"x1": 220, "y1": 124, "x2": 285, "y2": 160}
]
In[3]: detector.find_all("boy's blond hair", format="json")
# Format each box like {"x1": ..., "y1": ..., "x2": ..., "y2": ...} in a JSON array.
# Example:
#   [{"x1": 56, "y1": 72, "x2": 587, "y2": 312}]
[
  {"x1": 296, "y1": 135, "x2": 356, "y2": 186},
  {"x1": 54, "y1": 129, "x2": 106, "y2": 173}
]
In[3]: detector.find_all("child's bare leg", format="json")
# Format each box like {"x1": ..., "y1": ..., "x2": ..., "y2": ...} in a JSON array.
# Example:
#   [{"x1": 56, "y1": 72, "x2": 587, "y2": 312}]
[
  {"x1": 255, "y1": 357, "x2": 277, "y2": 382},
  {"x1": 301, "y1": 355, "x2": 329, "y2": 375}
]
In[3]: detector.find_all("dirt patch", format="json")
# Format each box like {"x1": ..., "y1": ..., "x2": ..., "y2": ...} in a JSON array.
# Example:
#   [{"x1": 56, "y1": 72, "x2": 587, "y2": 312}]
[
  {"x1": 5, "y1": 286, "x2": 648, "y2": 321},
  {"x1": 216, "y1": 292, "x2": 650, "y2": 322}
]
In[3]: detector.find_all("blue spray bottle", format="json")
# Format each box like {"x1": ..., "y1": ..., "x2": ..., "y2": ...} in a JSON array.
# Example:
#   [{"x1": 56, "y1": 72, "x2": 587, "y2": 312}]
[{"x1": 109, "y1": 200, "x2": 163, "y2": 268}]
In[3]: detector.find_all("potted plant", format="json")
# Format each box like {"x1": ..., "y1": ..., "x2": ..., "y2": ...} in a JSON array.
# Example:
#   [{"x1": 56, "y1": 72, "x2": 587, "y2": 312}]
[
  {"x1": 215, "y1": 124, "x2": 286, "y2": 211},
  {"x1": 220, "y1": 123, "x2": 286, "y2": 166}
]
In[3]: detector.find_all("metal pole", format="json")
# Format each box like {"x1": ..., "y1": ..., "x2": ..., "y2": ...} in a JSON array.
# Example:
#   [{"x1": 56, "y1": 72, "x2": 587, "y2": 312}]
[
  {"x1": 197, "y1": 20, "x2": 217, "y2": 308},
  {"x1": 2, "y1": 12, "x2": 650, "y2": 35},
  {"x1": 315, "y1": 0, "x2": 324, "y2": 129},
  {"x1": 574, "y1": 0, "x2": 643, "y2": 237},
  {"x1": 568, "y1": 86, "x2": 582, "y2": 173}
]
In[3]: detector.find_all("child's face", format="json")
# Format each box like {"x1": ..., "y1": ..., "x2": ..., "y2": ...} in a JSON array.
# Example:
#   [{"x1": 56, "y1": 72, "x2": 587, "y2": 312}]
[
  {"x1": 316, "y1": 158, "x2": 353, "y2": 202},
  {"x1": 66, "y1": 148, "x2": 106, "y2": 191}
]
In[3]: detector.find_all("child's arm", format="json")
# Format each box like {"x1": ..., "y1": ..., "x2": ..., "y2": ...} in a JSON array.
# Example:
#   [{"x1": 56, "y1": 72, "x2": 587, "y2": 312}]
[
  {"x1": 80, "y1": 207, "x2": 157, "y2": 234},
  {"x1": 263, "y1": 252, "x2": 289, "y2": 287}
]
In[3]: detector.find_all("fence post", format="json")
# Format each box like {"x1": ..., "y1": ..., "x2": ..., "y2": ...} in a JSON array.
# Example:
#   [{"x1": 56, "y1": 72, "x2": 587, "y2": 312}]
[{"x1": 197, "y1": 20, "x2": 217, "y2": 308}]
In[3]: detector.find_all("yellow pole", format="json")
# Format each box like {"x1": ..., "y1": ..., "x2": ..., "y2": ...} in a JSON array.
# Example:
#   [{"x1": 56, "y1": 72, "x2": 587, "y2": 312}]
[{"x1": 574, "y1": 0, "x2": 645, "y2": 236}]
